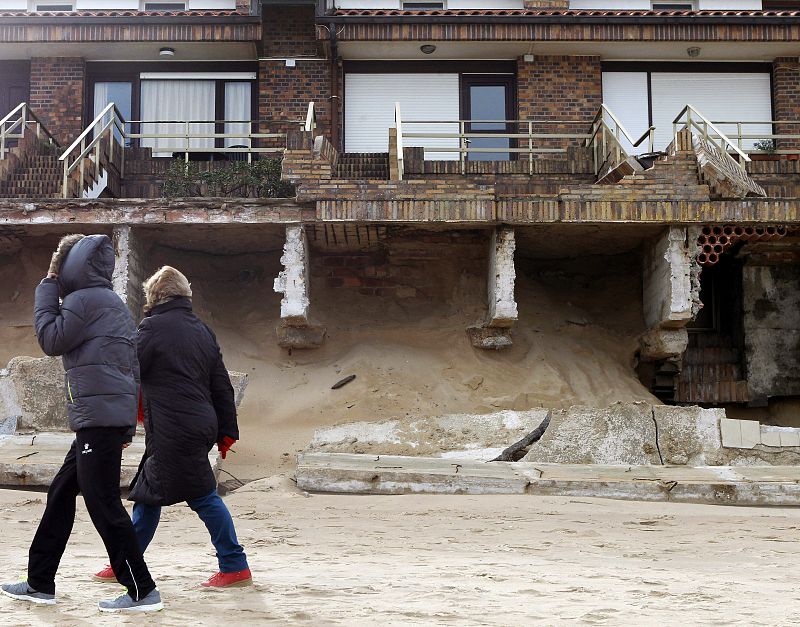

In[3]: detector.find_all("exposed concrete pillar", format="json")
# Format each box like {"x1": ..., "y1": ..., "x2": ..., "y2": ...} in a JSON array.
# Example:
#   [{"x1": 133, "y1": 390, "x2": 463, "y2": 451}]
[
  {"x1": 273, "y1": 224, "x2": 325, "y2": 349},
  {"x1": 468, "y1": 226, "x2": 517, "y2": 350},
  {"x1": 640, "y1": 226, "x2": 701, "y2": 361},
  {"x1": 112, "y1": 225, "x2": 145, "y2": 321}
]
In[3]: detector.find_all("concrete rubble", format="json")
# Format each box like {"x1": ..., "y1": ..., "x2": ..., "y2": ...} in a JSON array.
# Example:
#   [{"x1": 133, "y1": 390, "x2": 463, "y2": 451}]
[{"x1": 0, "y1": 355, "x2": 249, "y2": 487}]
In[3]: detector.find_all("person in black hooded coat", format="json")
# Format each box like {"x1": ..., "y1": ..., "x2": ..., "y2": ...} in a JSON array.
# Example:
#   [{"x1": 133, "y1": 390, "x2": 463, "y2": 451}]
[
  {"x1": 1, "y1": 234, "x2": 162, "y2": 613},
  {"x1": 94, "y1": 265, "x2": 251, "y2": 588}
]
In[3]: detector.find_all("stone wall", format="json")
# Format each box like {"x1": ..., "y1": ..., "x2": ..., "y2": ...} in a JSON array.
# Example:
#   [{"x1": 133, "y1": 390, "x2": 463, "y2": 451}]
[{"x1": 29, "y1": 57, "x2": 85, "y2": 145}]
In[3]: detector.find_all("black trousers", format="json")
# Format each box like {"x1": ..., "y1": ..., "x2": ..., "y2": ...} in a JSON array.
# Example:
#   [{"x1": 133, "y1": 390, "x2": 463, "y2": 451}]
[{"x1": 27, "y1": 427, "x2": 156, "y2": 600}]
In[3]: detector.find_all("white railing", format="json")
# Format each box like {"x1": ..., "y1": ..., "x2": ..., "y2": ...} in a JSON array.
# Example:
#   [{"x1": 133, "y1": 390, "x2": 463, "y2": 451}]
[
  {"x1": 0, "y1": 102, "x2": 59, "y2": 159},
  {"x1": 305, "y1": 101, "x2": 317, "y2": 134},
  {"x1": 394, "y1": 102, "x2": 404, "y2": 180},
  {"x1": 125, "y1": 120, "x2": 288, "y2": 163},
  {"x1": 673, "y1": 105, "x2": 751, "y2": 169},
  {"x1": 393, "y1": 103, "x2": 593, "y2": 176},
  {"x1": 700, "y1": 119, "x2": 800, "y2": 155},
  {"x1": 587, "y1": 104, "x2": 655, "y2": 177},
  {"x1": 60, "y1": 102, "x2": 126, "y2": 199}
]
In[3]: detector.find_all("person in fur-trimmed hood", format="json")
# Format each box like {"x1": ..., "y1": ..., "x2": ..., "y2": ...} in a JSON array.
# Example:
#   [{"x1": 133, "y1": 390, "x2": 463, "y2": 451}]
[
  {"x1": 1, "y1": 234, "x2": 163, "y2": 613},
  {"x1": 93, "y1": 265, "x2": 251, "y2": 589}
]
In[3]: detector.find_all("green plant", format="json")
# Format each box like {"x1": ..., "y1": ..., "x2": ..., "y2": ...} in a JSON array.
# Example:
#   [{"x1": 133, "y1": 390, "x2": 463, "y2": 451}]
[
  {"x1": 753, "y1": 139, "x2": 776, "y2": 153},
  {"x1": 163, "y1": 158, "x2": 295, "y2": 198}
]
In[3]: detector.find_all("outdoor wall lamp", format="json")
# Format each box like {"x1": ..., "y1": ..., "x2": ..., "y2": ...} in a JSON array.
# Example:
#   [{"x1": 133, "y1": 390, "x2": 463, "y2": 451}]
[
  {"x1": 159, "y1": 47, "x2": 175, "y2": 57},
  {"x1": 420, "y1": 44, "x2": 437, "y2": 54},
  {"x1": 687, "y1": 47, "x2": 701, "y2": 58}
]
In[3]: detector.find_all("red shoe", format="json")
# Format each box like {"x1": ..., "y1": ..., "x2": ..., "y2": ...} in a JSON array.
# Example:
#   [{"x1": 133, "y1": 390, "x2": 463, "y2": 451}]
[
  {"x1": 93, "y1": 565, "x2": 118, "y2": 583},
  {"x1": 201, "y1": 568, "x2": 252, "y2": 588}
]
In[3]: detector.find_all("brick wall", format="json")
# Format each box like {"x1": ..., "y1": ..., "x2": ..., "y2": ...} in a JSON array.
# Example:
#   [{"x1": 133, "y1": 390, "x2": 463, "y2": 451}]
[
  {"x1": 235, "y1": 0, "x2": 250, "y2": 13},
  {"x1": 30, "y1": 57, "x2": 85, "y2": 145},
  {"x1": 772, "y1": 57, "x2": 800, "y2": 151},
  {"x1": 517, "y1": 55, "x2": 602, "y2": 139},
  {"x1": 262, "y1": 6, "x2": 318, "y2": 58},
  {"x1": 522, "y1": 0, "x2": 569, "y2": 6},
  {"x1": 310, "y1": 228, "x2": 488, "y2": 301},
  {"x1": 259, "y1": 60, "x2": 332, "y2": 141}
]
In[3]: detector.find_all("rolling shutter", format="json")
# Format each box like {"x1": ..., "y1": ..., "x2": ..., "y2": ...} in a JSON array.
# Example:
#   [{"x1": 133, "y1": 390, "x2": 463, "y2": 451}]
[
  {"x1": 601, "y1": 72, "x2": 650, "y2": 154},
  {"x1": 345, "y1": 73, "x2": 460, "y2": 158}
]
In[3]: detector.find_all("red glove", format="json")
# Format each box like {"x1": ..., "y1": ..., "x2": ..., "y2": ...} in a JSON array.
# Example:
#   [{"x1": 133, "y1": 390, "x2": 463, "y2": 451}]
[
  {"x1": 217, "y1": 436, "x2": 236, "y2": 460},
  {"x1": 137, "y1": 390, "x2": 145, "y2": 424}
]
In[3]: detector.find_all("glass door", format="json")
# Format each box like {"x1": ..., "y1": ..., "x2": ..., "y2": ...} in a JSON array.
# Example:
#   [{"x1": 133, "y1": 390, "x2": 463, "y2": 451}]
[
  {"x1": 462, "y1": 76, "x2": 514, "y2": 161},
  {"x1": 93, "y1": 81, "x2": 132, "y2": 145}
]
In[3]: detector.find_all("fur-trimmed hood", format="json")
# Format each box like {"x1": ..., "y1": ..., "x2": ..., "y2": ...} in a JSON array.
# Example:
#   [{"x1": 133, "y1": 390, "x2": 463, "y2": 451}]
[
  {"x1": 50, "y1": 234, "x2": 114, "y2": 296},
  {"x1": 48, "y1": 234, "x2": 85, "y2": 275},
  {"x1": 143, "y1": 265, "x2": 192, "y2": 313}
]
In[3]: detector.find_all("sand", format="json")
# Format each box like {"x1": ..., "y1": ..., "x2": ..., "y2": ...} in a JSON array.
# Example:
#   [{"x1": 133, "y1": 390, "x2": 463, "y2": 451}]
[{"x1": 0, "y1": 480, "x2": 799, "y2": 625}]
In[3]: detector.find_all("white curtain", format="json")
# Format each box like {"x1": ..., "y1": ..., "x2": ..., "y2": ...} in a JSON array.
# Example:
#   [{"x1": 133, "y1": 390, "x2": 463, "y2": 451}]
[
  {"x1": 140, "y1": 80, "x2": 215, "y2": 156},
  {"x1": 93, "y1": 82, "x2": 110, "y2": 140},
  {"x1": 224, "y1": 82, "x2": 251, "y2": 149}
]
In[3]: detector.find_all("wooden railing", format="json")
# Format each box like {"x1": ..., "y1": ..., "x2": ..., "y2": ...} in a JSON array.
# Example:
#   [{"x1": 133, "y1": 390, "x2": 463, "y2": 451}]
[
  {"x1": 305, "y1": 101, "x2": 317, "y2": 135},
  {"x1": 0, "y1": 102, "x2": 60, "y2": 159},
  {"x1": 587, "y1": 104, "x2": 655, "y2": 177}
]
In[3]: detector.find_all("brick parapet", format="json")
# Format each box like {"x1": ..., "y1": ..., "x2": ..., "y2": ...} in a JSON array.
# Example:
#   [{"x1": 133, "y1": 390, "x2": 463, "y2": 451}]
[
  {"x1": 772, "y1": 57, "x2": 800, "y2": 151},
  {"x1": 30, "y1": 57, "x2": 85, "y2": 145}
]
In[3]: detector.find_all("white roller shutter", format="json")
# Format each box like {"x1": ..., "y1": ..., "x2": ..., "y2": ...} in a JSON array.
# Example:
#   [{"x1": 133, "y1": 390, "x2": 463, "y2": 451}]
[
  {"x1": 345, "y1": 73, "x2": 460, "y2": 159},
  {"x1": 650, "y1": 73, "x2": 772, "y2": 150},
  {"x1": 601, "y1": 72, "x2": 649, "y2": 154}
]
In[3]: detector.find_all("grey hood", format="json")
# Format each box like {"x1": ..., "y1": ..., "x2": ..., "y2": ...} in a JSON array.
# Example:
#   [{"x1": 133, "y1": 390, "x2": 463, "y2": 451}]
[{"x1": 58, "y1": 234, "x2": 114, "y2": 296}]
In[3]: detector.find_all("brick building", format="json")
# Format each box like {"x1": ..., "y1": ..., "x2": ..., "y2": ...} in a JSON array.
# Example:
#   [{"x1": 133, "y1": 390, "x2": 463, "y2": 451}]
[{"x1": 1, "y1": 1, "x2": 800, "y2": 415}]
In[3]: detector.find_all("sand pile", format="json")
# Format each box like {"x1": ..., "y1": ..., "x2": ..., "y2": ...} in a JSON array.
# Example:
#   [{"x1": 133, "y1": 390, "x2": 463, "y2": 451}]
[{"x1": 0, "y1": 242, "x2": 656, "y2": 480}]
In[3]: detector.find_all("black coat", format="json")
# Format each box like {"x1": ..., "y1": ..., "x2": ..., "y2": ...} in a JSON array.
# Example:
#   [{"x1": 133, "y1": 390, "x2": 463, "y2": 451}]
[
  {"x1": 128, "y1": 298, "x2": 238, "y2": 506},
  {"x1": 33, "y1": 234, "x2": 139, "y2": 435}
]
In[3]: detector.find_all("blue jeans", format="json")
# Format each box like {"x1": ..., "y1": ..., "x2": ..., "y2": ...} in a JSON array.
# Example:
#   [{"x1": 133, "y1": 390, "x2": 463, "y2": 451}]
[{"x1": 132, "y1": 488, "x2": 249, "y2": 573}]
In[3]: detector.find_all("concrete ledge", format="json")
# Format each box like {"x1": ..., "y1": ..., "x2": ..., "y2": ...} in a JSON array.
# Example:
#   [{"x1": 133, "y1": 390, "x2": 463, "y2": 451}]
[
  {"x1": 296, "y1": 453, "x2": 800, "y2": 506},
  {"x1": 0, "y1": 432, "x2": 219, "y2": 489}
]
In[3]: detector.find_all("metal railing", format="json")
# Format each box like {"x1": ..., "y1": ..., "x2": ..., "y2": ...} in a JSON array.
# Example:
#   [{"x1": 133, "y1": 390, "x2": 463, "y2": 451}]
[
  {"x1": 124, "y1": 120, "x2": 288, "y2": 164},
  {"x1": 393, "y1": 102, "x2": 593, "y2": 177},
  {"x1": 0, "y1": 102, "x2": 59, "y2": 159},
  {"x1": 699, "y1": 119, "x2": 800, "y2": 155},
  {"x1": 672, "y1": 105, "x2": 751, "y2": 172},
  {"x1": 587, "y1": 104, "x2": 655, "y2": 177},
  {"x1": 305, "y1": 101, "x2": 317, "y2": 134},
  {"x1": 59, "y1": 102, "x2": 126, "y2": 199}
]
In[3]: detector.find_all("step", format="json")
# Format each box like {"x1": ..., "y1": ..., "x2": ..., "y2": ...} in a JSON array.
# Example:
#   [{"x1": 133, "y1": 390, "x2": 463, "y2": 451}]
[{"x1": 296, "y1": 453, "x2": 800, "y2": 506}]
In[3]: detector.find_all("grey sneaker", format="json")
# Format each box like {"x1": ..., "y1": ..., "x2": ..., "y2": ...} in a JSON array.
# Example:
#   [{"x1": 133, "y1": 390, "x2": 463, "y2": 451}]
[
  {"x1": 98, "y1": 588, "x2": 163, "y2": 613},
  {"x1": 0, "y1": 581, "x2": 56, "y2": 605}
]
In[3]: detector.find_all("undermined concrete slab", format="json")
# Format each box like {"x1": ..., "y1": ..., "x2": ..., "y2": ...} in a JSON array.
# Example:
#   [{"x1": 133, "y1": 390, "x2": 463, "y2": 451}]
[
  {"x1": 296, "y1": 453, "x2": 800, "y2": 506},
  {"x1": 0, "y1": 432, "x2": 219, "y2": 489}
]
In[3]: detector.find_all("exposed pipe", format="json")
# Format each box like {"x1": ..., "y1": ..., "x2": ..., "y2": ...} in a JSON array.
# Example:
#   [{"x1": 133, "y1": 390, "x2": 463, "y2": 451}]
[{"x1": 328, "y1": 25, "x2": 340, "y2": 152}]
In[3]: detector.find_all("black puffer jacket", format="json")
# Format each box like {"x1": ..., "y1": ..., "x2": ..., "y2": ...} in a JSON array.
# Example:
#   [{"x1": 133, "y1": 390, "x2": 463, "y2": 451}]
[
  {"x1": 34, "y1": 235, "x2": 139, "y2": 435},
  {"x1": 128, "y1": 298, "x2": 238, "y2": 506}
]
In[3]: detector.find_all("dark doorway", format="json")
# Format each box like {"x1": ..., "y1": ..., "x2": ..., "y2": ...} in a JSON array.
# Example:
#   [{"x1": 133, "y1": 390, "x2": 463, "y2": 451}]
[
  {"x1": 461, "y1": 75, "x2": 514, "y2": 161},
  {"x1": 0, "y1": 62, "x2": 31, "y2": 119}
]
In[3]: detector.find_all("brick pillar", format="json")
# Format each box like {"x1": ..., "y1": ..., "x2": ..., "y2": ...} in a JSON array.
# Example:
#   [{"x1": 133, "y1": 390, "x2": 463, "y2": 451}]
[
  {"x1": 772, "y1": 57, "x2": 800, "y2": 151},
  {"x1": 29, "y1": 57, "x2": 85, "y2": 146},
  {"x1": 516, "y1": 55, "x2": 601, "y2": 150}
]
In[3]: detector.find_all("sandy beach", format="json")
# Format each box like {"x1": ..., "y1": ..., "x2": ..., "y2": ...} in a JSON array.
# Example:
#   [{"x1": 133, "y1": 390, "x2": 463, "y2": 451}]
[{"x1": 0, "y1": 478, "x2": 798, "y2": 625}]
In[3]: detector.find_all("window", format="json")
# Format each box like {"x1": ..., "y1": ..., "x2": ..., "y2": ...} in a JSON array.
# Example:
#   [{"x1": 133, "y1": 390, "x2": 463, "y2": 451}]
[
  {"x1": 143, "y1": 1, "x2": 187, "y2": 10},
  {"x1": 402, "y1": 2, "x2": 445, "y2": 9},
  {"x1": 651, "y1": 2, "x2": 695, "y2": 9},
  {"x1": 33, "y1": 3, "x2": 74, "y2": 10}
]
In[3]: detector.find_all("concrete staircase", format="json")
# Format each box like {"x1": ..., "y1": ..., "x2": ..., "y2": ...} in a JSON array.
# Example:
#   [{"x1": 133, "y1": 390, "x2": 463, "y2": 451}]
[
  {"x1": 0, "y1": 139, "x2": 62, "y2": 199},
  {"x1": 335, "y1": 152, "x2": 390, "y2": 179}
]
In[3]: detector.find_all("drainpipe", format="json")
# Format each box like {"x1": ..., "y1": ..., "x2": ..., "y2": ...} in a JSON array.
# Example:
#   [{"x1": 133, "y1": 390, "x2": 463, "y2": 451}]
[{"x1": 329, "y1": 26, "x2": 340, "y2": 152}]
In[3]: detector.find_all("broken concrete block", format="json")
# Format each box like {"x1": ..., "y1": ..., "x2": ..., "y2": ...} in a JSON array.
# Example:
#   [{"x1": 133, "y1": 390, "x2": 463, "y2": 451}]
[
  {"x1": 639, "y1": 327, "x2": 689, "y2": 361},
  {"x1": 760, "y1": 428, "x2": 782, "y2": 448},
  {"x1": 719, "y1": 417, "x2": 742, "y2": 448},
  {"x1": 5, "y1": 356, "x2": 68, "y2": 432},
  {"x1": 276, "y1": 322, "x2": 326, "y2": 349},
  {"x1": 467, "y1": 326, "x2": 512, "y2": 350},
  {"x1": 653, "y1": 405, "x2": 725, "y2": 466},
  {"x1": 524, "y1": 402, "x2": 660, "y2": 465},
  {"x1": 740, "y1": 419, "x2": 761, "y2": 449},
  {"x1": 228, "y1": 371, "x2": 249, "y2": 409},
  {"x1": 778, "y1": 429, "x2": 800, "y2": 448}
]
